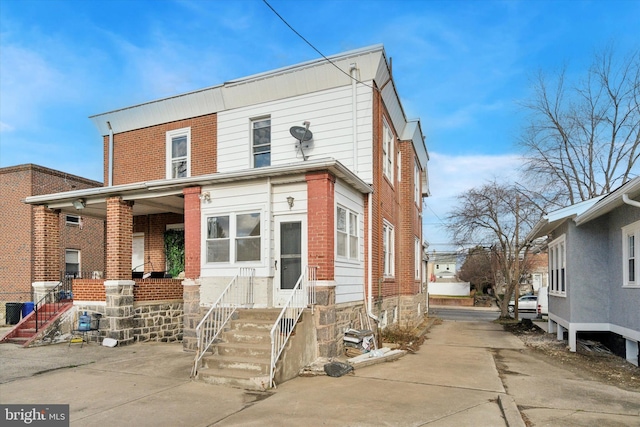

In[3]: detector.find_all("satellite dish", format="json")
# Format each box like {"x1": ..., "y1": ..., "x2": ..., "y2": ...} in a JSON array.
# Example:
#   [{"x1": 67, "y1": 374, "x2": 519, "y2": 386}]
[
  {"x1": 289, "y1": 126, "x2": 313, "y2": 141},
  {"x1": 290, "y1": 122, "x2": 313, "y2": 161}
]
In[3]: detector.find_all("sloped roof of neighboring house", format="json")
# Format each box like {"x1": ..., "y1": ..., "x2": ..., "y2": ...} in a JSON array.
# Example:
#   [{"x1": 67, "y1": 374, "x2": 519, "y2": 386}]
[
  {"x1": 575, "y1": 176, "x2": 640, "y2": 226},
  {"x1": 526, "y1": 196, "x2": 604, "y2": 241},
  {"x1": 88, "y1": 44, "x2": 428, "y2": 171}
]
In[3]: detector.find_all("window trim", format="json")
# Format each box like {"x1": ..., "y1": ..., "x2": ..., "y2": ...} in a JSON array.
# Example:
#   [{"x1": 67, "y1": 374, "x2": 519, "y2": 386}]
[
  {"x1": 382, "y1": 119, "x2": 394, "y2": 184},
  {"x1": 622, "y1": 220, "x2": 640, "y2": 288},
  {"x1": 65, "y1": 249, "x2": 81, "y2": 276},
  {"x1": 415, "y1": 237, "x2": 421, "y2": 280},
  {"x1": 548, "y1": 234, "x2": 566, "y2": 296},
  {"x1": 251, "y1": 117, "x2": 271, "y2": 168},
  {"x1": 66, "y1": 214, "x2": 81, "y2": 226},
  {"x1": 336, "y1": 205, "x2": 360, "y2": 262},
  {"x1": 166, "y1": 127, "x2": 191, "y2": 179},
  {"x1": 205, "y1": 211, "x2": 262, "y2": 265},
  {"x1": 414, "y1": 161, "x2": 421, "y2": 205},
  {"x1": 383, "y1": 220, "x2": 395, "y2": 277}
]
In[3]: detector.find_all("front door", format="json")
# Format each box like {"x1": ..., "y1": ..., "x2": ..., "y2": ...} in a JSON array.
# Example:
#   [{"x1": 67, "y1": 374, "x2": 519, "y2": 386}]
[{"x1": 274, "y1": 215, "x2": 305, "y2": 306}]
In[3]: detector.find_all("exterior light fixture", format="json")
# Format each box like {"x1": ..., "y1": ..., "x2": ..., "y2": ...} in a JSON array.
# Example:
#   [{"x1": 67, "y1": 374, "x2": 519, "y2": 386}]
[
  {"x1": 72, "y1": 199, "x2": 86, "y2": 210},
  {"x1": 287, "y1": 196, "x2": 294, "y2": 209},
  {"x1": 199, "y1": 192, "x2": 211, "y2": 202}
]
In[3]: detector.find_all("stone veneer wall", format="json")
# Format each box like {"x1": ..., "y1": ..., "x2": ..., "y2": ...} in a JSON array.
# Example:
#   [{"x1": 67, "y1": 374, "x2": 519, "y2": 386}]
[
  {"x1": 334, "y1": 301, "x2": 368, "y2": 356},
  {"x1": 374, "y1": 293, "x2": 427, "y2": 329},
  {"x1": 133, "y1": 300, "x2": 183, "y2": 342}
]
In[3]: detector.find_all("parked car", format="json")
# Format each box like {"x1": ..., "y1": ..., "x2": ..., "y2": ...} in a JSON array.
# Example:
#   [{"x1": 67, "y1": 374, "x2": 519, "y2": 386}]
[
  {"x1": 536, "y1": 287, "x2": 548, "y2": 318},
  {"x1": 508, "y1": 295, "x2": 538, "y2": 313}
]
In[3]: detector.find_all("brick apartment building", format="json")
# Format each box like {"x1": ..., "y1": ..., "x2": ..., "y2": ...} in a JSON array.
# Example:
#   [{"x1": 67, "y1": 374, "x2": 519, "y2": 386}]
[{"x1": 0, "y1": 164, "x2": 104, "y2": 324}]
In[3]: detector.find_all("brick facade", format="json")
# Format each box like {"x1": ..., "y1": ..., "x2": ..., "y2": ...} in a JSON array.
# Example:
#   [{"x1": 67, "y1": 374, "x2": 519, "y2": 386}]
[
  {"x1": 183, "y1": 187, "x2": 201, "y2": 280},
  {"x1": 106, "y1": 197, "x2": 133, "y2": 280},
  {"x1": 306, "y1": 172, "x2": 336, "y2": 281},
  {"x1": 104, "y1": 114, "x2": 217, "y2": 186},
  {"x1": 0, "y1": 165, "x2": 104, "y2": 322}
]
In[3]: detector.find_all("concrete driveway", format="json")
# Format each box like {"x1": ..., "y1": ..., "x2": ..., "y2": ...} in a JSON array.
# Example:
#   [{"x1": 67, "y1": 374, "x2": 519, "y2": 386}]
[{"x1": 1, "y1": 320, "x2": 638, "y2": 426}]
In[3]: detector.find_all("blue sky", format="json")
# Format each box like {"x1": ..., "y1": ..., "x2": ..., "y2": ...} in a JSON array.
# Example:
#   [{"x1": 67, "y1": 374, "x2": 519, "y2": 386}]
[{"x1": 1, "y1": 0, "x2": 639, "y2": 249}]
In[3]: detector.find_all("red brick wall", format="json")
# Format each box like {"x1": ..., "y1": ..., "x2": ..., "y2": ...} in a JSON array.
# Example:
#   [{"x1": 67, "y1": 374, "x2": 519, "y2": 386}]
[
  {"x1": 105, "y1": 114, "x2": 217, "y2": 185},
  {"x1": 133, "y1": 279, "x2": 183, "y2": 301},
  {"x1": 183, "y1": 187, "x2": 201, "y2": 279},
  {"x1": 106, "y1": 197, "x2": 133, "y2": 280},
  {"x1": 73, "y1": 279, "x2": 106, "y2": 301},
  {"x1": 33, "y1": 206, "x2": 60, "y2": 282},
  {"x1": 306, "y1": 171, "x2": 336, "y2": 281},
  {"x1": 0, "y1": 165, "x2": 103, "y2": 300}
]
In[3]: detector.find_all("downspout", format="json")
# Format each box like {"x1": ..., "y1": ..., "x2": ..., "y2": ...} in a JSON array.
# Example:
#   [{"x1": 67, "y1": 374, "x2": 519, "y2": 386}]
[
  {"x1": 623, "y1": 194, "x2": 640, "y2": 208},
  {"x1": 107, "y1": 121, "x2": 113, "y2": 187},
  {"x1": 367, "y1": 192, "x2": 378, "y2": 321},
  {"x1": 350, "y1": 63, "x2": 359, "y2": 174}
]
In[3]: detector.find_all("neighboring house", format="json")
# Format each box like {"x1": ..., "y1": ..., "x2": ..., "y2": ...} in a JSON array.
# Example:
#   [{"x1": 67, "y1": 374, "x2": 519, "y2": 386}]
[
  {"x1": 23, "y1": 45, "x2": 430, "y2": 368},
  {"x1": 527, "y1": 178, "x2": 640, "y2": 366},
  {"x1": 0, "y1": 164, "x2": 104, "y2": 324},
  {"x1": 429, "y1": 251, "x2": 458, "y2": 281},
  {"x1": 526, "y1": 252, "x2": 548, "y2": 293}
]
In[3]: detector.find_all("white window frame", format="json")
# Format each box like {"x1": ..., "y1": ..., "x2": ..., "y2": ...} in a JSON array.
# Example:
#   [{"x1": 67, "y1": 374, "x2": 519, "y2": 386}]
[
  {"x1": 205, "y1": 211, "x2": 262, "y2": 265},
  {"x1": 383, "y1": 220, "x2": 395, "y2": 277},
  {"x1": 415, "y1": 237, "x2": 421, "y2": 280},
  {"x1": 66, "y1": 214, "x2": 81, "y2": 226},
  {"x1": 166, "y1": 127, "x2": 191, "y2": 179},
  {"x1": 382, "y1": 119, "x2": 394, "y2": 183},
  {"x1": 336, "y1": 205, "x2": 359, "y2": 261},
  {"x1": 251, "y1": 117, "x2": 271, "y2": 168},
  {"x1": 622, "y1": 220, "x2": 640, "y2": 288},
  {"x1": 65, "y1": 249, "x2": 81, "y2": 276},
  {"x1": 414, "y1": 161, "x2": 421, "y2": 205},
  {"x1": 548, "y1": 235, "x2": 566, "y2": 296}
]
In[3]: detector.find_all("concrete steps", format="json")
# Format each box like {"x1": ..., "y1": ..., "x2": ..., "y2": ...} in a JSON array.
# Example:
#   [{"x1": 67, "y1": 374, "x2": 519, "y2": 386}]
[
  {"x1": 197, "y1": 308, "x2": 280, "y2": 391},
  {"x1": 0, "y1": 302, "x2": 73, "y2": 346}
]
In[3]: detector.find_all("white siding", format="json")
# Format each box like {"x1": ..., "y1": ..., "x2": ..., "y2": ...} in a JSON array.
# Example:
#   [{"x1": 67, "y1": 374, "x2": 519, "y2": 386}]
[
  {"x1": 217, "y1": 85, "x2": 374, "y2": 183},
  {"x1": 335, "y1": 179, "x2": 365, "y2": 304}
]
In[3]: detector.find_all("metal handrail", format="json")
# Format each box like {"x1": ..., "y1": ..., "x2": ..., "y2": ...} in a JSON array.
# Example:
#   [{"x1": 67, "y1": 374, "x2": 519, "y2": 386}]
[
  {"x1": 191, "y1": 268, "x2": 255, "y2": 378},
  {"x1": 269, "y1": 266, "x2": 317, "y2": 388},
  {"x1": 33, "y1": 271, "x2": 77, "y2": 332}
]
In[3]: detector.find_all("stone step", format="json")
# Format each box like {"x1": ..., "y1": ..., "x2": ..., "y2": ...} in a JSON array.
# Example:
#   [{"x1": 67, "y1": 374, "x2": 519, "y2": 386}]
[
  {"x1": 229, "y1": 318, "x2": 274, "y2": 333},
  {"x1": 203, "y1": 354, "x2": 270, "y2": 374},
  {"x1": 234, "y1": 308, "x2": 281, "y2": 321},
  {"x1": 221, "y1": 329, "x2": 271, "y2": 345},
  {"x1": 198, "y1": 367, "x2": 270, "y2": 391},
  {"x1": 217, "y1": 342, "x2": 271, "y2": 359},
  {"x1": 15, "y1": 329, "x2": 36, "y2": 338}
]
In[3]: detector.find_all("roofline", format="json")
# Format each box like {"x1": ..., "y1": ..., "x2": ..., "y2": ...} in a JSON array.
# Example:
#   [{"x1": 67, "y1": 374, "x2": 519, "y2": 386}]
[
  {"x1": 23, "y1": 158, "x2": 372, "y2": 206},
  {"x1": 575, "y1": 176, "x2": 640, "y2": 225},
  {"x1": 525, "y1": 196, "x2": 604, "y2": 242}
]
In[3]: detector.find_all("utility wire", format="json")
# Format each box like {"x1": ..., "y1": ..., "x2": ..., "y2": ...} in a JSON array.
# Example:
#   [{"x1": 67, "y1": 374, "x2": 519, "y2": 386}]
[{"x1": 262, "y1": 0, "x2": 376, "y2": 92}]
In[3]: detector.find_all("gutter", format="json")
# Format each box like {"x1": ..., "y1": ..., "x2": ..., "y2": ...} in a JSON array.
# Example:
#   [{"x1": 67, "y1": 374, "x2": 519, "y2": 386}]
[
  {"x1": 623, "y1": 193, "x2": 640, "y2": 208},
  {"x1": 107, "y1": 121, "x2": 113, "y2": 187},
  {"x1": 366, "y1": 192, "x2": 378, "y2": 322}
]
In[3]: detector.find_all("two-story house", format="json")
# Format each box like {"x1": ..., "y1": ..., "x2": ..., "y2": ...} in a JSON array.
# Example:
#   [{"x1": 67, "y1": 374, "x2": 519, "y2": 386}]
[{"x1": 24, "y1": 45, "x2": 429, "y2": 387}]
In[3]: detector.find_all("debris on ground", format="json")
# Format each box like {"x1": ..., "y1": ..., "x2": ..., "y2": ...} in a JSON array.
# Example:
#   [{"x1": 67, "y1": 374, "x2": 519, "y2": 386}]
[
  {"x1": 323, "y1": 361, "x2": 354, "y2": 377},
  {"x1": 577, "y1": 339, "x2": 613, "y2": 355},
  {"x1": 379, "y1": 325, "x2": 426, "y2": 353},
  {"x1": 343, "y1": 328, "x2": 375, "y2": 357}
]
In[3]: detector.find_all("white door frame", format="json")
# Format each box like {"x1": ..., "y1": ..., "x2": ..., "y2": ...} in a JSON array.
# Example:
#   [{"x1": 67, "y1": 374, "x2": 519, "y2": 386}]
[{"x1": 273, "y1": 214, "x2": 307, "y2": 307}]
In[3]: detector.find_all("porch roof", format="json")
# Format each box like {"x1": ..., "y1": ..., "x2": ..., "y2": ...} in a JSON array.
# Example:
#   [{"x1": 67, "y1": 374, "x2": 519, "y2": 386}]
[{"x1": 23, "y1": 158, "x2": 372, "y2": 219}]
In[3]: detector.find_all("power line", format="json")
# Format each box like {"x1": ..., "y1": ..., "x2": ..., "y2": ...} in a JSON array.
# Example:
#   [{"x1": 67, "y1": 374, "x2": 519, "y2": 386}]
[{"x1": 262, "y1": 0, "x2": 376, "y2": 92}]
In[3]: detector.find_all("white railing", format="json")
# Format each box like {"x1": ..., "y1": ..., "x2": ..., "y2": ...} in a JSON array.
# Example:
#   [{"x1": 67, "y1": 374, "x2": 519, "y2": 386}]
[
  {"x1": 269, "y1": 266, "x2": 317, "y2": 388},
  {"x1": 191, "y1": 268, "x2": 254, "y2": 377}
]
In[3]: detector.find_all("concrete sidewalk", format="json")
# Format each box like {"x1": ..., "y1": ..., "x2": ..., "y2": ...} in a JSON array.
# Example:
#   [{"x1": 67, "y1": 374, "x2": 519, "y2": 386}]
[{"x1": 2, "y1": 320, "x2": 638, "y2": 426}]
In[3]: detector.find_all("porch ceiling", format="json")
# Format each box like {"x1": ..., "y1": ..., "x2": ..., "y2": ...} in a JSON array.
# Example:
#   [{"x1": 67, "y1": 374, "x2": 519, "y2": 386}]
[{"x1": 43, "y1": 194, "x2": 184, "y2": 219}]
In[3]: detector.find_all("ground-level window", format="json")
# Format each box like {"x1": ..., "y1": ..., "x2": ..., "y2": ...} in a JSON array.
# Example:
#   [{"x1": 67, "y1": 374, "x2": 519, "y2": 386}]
[
  {"x1": 65, "y1": 249, "x2": 80, "y2": 277},
  {"x1": 206, "y1": 212, "x2": 261, "y2": 264},
  {"x1": 337, "y1": 206, "x2": 359, "y2": 260},
  {"x1": 383, "y1": 221, "x2": 395, "y2": 277},
  {"x1": 622, "y1": 220, "x2": 640, "y2": 287},
  {"x1": 548, "y1": 235, "x2": 566, "y2": 296}
]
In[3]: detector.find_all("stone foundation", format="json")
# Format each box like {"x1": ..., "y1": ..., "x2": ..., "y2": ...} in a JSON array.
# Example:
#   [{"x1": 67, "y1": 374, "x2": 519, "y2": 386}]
[
  {"x1": 373, "y1": 293, "x2": 427, "y2": 330},
  {"x1": 133, "y1": 300, "x2": 183, "y2": 343}
]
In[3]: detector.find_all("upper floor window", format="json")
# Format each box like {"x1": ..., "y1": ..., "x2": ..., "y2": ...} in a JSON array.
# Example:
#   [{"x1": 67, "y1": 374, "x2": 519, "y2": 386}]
[
  {"x1": 622, "y1": 220, "x2": 640, "y2": 287},
  {"x1": 414, "y1": 161, "x2": 421, "y2": 205},
  {"x1": 382, "y1": 120, "x2": 394, "y2": 183},
  {"x1": 252, "y1": 118, "x2": 271, "y2": 168},
  {"x1": 415, "y1": 237, "x2": 421, "y2": 280},
  {"x1": 206, "y1": 212, "x2": 261, "y2": 264},
  {"x1": 549, "y1": 235, "x2": 566, "y2": 296},
  {"x1": 166, "y1": 128, "x2": 191, "y2": 179},
  {"x1": 337, "y1": 206, "x2": 358, "y2": 260},
  {"x1": 383, "y1": 220, "x2": 395, "y2": 277}
]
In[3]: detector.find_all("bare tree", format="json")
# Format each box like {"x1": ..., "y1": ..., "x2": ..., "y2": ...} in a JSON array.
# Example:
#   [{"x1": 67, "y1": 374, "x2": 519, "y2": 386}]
[
  {"x1": 458, "y1": 246, "x2": 494, "y2": 293},
  {"x1": 447, "y1": 181, "x2": 542, "y2": 318},
  {"x1": 519, "y1": 46, "x2": 640, "y2": 207}
]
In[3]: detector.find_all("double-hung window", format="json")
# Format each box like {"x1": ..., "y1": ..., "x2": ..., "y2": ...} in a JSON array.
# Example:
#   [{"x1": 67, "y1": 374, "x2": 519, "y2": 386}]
[
  {"x1": 415, "y1": 237, "x2": 421, "y2": 280},
  {"x1": 548, "y1": 235, "x2": 566, "y2": 296},
  {"x1": 252, "y1": 118, "x2": 271, "y2": 168},
  {"x1": 382, "y1": 120, "x2": 394, "y2": 183},
  {"x1": 206, "y1": 213, "x2": 261, "y2": 264},
  {"x1": 166, "y1": 128, "x2": 190, "y2": 179},
  {"x1": 337, "y1": 206, "x2": 359, "y2": 260},
  {"x1": 414, "y1": 162, "x2": 421, "y2": 205},
  {"x1": 622, "y1": 220, "x2": 640, "y2": 287},
  {"x1": 383, "y1": 221, "x2": 395, "y2": 277}
]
